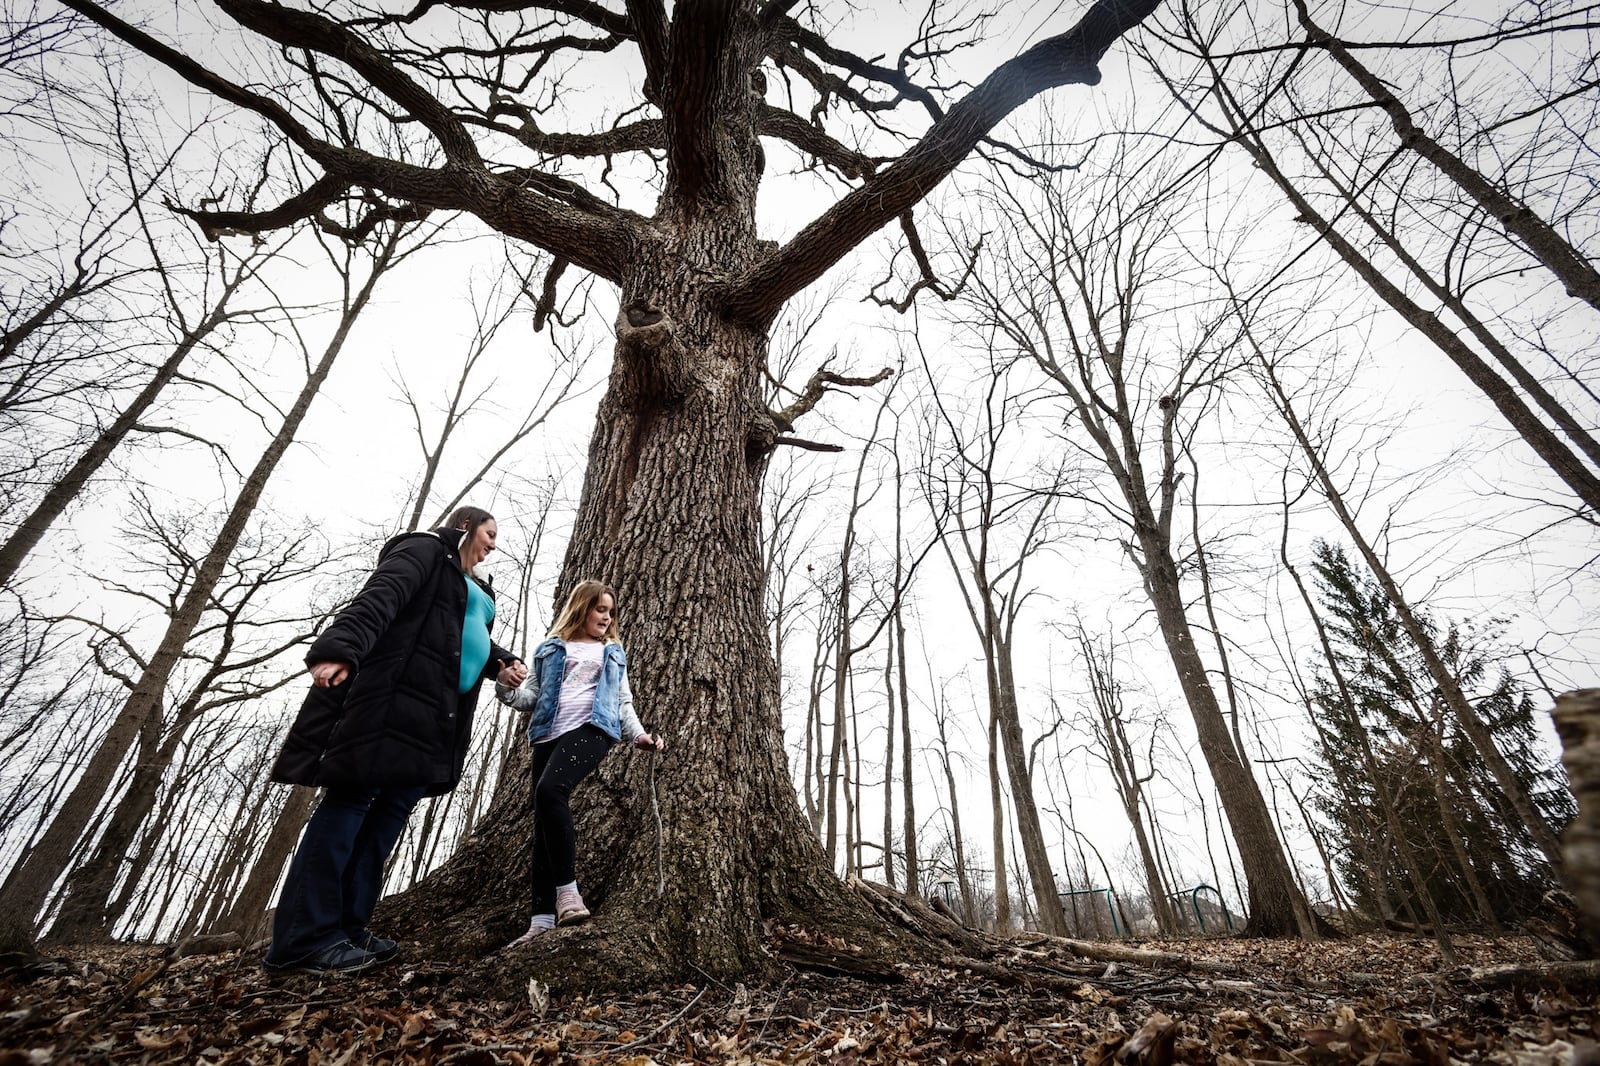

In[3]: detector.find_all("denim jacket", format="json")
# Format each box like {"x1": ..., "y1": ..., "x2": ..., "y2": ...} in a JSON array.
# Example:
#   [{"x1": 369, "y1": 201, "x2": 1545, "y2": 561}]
[{"x1": 497, "y1": 636, "x2": 644, "y2": 744}]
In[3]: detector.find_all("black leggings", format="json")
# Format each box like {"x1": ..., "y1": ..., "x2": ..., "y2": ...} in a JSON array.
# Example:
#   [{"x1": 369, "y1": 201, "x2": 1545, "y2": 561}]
[{"x1": 528, "y1": 723, "x2": 612, "y2": 912}]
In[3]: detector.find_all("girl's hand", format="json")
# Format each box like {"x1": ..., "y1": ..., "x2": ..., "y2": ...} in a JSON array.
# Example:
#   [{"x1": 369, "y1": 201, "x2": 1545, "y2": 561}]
[
  {"x1": 496, "y1": 659, "x2": 528, "y2": 686},
  {"x1": 309, "y1": 661, "x2": 351, "y2": 688},
  {"x1": 634, "y1": 733, "x2": 665, "y2": 752}
]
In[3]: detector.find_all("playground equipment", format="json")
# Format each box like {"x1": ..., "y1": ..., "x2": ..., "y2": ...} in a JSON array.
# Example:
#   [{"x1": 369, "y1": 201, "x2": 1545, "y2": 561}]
[
  {"x1": 1165, "y1": 883, "x2": 1236, "y2": 933},
  {"x1": 1058, "y1": 887, "x2": 1129, "y2": 938}
]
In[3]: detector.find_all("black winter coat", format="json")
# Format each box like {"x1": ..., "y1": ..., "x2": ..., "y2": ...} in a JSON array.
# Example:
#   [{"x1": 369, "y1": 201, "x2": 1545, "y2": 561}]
[{"x1": 269, "y1": 528, "x2": 518, "y2": 796}]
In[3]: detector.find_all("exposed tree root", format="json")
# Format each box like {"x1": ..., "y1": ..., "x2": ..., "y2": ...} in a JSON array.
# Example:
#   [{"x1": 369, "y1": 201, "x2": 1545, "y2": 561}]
[{"x1": 1419, "y1": 959, "x2": 1600, "y2": 992}]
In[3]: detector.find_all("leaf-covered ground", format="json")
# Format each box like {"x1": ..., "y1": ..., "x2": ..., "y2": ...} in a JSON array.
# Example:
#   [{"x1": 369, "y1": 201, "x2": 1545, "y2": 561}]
[{"x1": 2, "y1": 932, "x2": 1594, "y2": 1064}]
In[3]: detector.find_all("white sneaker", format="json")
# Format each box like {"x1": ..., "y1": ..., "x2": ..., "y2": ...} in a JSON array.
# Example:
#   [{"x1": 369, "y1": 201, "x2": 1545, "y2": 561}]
[
  {"x1": 556, "y1": 887, "x2": 590, "y2": 926},
  {"x1": 507, "y1": 915, "x2": 553, "y2": 948}
]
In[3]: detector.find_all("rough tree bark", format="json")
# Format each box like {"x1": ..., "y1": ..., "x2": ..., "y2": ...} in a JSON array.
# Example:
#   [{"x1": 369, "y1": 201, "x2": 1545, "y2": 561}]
[
  {"x1": 65, "y1": 0, "x2": 1162, "y2": 988},
  {"x1": 1551, "y1": 690, "x2": 1600, "y2": 935}
]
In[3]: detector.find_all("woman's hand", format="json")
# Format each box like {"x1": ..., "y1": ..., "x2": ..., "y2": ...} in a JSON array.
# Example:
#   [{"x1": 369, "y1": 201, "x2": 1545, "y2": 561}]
[
  {"x1": 309, "y1": 661, "x2": 352, "y2": 688},
  {"x1": 496, "y1": 659, "x2": 528, "y2": 687},
  {"x1": 633, "y1": 732, "x2": 665, "y2": 752}
]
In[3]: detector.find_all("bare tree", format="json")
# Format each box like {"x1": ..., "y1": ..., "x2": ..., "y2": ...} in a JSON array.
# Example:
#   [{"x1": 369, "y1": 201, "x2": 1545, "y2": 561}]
[
  {"x1": 919, "y1": 353, "x2": 1070, "y2": 935},
  {"x1": 822, "y1": 371, "x2": 895, "y2": 868},
  {"x1": 928, "y1": 689, "x2": 978, "y2": 927},
  {"x1": 206, "y1": 781, "x2": 317, "y2": 943},
  {"x1": 394, "y1": 252, "x2": 592, "y2": 531},
  {"x1": 1070, "y1": 623, "x2": 1178, "y2": 935},
  {"x1": 1246, "y1": 318, "x2": 1569, "y2": 880},
  {"x1": 1290, "y1": 0, "x2": 1600, "y2": 314},
  {"x1": 1152, "y1": 1, "x2": 1600, "y2": 517},
  {"x1": 0, "y1": 217, "x2": 429, "y2": 954},
  {"x1": 957, "y1": 140, "x2": 1317, "y2": 936},
  {"x1": 42, "y1": 508, "x2": 334, "y2": 943},
  {"x1": 62, "y1": 0, "x2": 1160, "y2": 985},
  {"x1": 1, "y1": 109, "x2": 293, "y2": 587}
]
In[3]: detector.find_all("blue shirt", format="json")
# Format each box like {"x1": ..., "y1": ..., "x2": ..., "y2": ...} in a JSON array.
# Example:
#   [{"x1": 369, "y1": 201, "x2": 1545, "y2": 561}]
[{"x1": 458, "y1": 573, "x2": 495, "y2": 693}]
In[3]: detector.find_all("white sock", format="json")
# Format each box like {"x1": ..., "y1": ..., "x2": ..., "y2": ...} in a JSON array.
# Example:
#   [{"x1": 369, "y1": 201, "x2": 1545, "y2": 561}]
[
  {"x1": 557, "y1": 880, "x2": 579, "y2": 895},
  {"x1": 530, "y1": 913, "x2": 555, "y2": 930}
]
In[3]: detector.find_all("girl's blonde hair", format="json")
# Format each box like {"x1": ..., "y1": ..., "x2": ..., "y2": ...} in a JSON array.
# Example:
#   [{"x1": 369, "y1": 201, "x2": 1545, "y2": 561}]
[{"x1": 550, "y1": 579, "x2": 621, "y2": 642}]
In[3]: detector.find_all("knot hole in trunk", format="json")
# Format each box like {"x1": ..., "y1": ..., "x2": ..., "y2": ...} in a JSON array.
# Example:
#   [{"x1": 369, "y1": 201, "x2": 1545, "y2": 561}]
[{"x1": 616, "y1": 300, "x2": 691, "y2": 403}]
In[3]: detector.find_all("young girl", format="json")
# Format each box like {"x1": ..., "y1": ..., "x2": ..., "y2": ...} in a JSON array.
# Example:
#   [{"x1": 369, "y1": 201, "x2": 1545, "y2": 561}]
[{"x1": 497, "y1": 580, "x2": 663, "y2": 945}]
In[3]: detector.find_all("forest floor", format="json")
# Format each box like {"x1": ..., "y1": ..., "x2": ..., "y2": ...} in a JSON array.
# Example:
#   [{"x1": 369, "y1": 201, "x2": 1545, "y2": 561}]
[{"x1": 1, "y1": 930, "x2": 1594, "y2": 1065}]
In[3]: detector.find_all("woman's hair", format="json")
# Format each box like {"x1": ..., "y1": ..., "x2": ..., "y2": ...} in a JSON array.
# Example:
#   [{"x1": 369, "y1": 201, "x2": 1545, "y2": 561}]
[
  {"x1": 439, "y1": 505, "x2": 495, "y2": 574},
  {"x1": 550, "y1": 579, "x2": 620, "y2": 642}
]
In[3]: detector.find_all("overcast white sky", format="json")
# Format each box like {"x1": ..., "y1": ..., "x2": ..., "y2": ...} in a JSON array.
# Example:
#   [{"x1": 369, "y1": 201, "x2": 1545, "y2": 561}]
[{"x1": 4, "y1": 0, "x2": 1596, "y2": 918}]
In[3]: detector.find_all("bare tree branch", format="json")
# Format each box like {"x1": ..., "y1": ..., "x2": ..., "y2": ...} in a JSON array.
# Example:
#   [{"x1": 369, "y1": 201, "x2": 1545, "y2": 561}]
[
  {"x1": 724, "y1": 0, "x2": 1163, "y2": 322},
  {"x1": 770, "y1": 365, "x2": 893, "y2": 431}
]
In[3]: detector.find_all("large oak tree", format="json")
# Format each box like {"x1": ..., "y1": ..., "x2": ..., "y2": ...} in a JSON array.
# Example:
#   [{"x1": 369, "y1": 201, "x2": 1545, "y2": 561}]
[{"x1": 63, "y1": 0, "x2": 1161, "y2": 989}]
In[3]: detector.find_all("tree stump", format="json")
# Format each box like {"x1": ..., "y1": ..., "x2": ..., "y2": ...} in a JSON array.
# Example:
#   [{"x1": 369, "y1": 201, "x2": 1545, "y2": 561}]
[{"x1": 1552, "y1": 689, "x2": 1600, "y2": 936}]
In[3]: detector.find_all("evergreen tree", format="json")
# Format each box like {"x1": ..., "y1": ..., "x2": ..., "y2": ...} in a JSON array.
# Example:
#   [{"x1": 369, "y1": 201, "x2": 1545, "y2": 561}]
[{"x1": 1307, "y1": 540, "x2": 1570, "y2": 925}]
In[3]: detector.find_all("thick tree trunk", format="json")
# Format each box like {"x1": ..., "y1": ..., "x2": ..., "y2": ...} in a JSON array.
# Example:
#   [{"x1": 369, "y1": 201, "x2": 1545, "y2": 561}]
[
  {"x1": 1551, "y1": 690, "x2": 1600, "y2": 935},
  {"x1": 383, "y1": 265, "x2": 916, "y2": 993}
]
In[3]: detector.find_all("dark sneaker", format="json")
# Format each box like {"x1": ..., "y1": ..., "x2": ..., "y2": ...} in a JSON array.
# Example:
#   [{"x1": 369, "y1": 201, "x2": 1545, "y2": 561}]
[
  {"x1": 263, "y1": 939, "x2": 381, "y2": 975},
  {"x1": 350, "y1": 931, "x2": 399, "y2": 963}
]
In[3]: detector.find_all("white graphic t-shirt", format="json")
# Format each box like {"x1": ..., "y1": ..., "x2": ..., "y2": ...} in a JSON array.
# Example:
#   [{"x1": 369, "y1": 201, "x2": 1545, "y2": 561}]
[{"x1": 550, "y1": 639, "x2": 605, "y2": 739}]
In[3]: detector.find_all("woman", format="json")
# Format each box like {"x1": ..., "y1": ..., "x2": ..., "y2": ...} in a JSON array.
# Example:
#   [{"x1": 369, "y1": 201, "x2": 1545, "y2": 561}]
[
  {"x1": 263, "y1": 506, "x2": 526, "y2": 974},
  {"x1": 495, "y1": 580, "x2": 663, "y2": 947}
]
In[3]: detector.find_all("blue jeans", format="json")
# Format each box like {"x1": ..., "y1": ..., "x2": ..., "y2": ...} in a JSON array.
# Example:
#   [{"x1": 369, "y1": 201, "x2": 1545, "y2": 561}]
[{"x1": 265, "y1": 784, "x2": 425, "y2": 965}]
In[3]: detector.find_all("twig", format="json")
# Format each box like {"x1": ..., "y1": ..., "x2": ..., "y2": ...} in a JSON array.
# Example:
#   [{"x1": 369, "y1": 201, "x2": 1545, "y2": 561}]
[
  {"x1": 754, "y1": 973, "x2": 791, "y2": 1045},
  {"x1": 587, "y1": 986, "x2": 706, "y2": 1057},
  {"x1": 649, "y1": 746, "x2": 664, "y2": 898},
  {"x1": 53, "y1": 949, "x2": 174, "y2": 1060}
]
